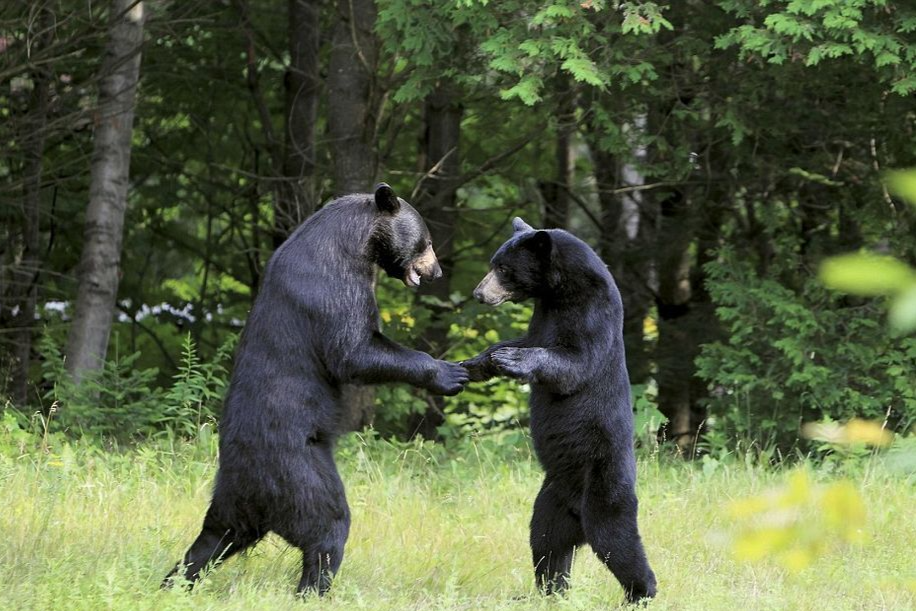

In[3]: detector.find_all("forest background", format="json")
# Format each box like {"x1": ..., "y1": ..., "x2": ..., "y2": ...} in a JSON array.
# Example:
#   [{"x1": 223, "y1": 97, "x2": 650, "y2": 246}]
[{"x1": 2, "y1": 0, "x2": 916, "y2": 454}]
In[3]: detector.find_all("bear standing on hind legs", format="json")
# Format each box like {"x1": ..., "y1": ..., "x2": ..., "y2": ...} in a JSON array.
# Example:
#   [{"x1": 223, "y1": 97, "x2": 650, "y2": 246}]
[
  {"x1": 164, "y1": 184, "x2": 468, "y2": 596},
  {"x1": 463, "y1": 217, "x2": 657, "y2": 604}
]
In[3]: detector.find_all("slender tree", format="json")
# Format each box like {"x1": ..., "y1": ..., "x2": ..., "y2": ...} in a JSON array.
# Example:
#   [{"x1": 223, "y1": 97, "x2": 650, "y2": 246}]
[
  {"x1": 275, "y1": 0, "x2": 321, "y2": 244},
  {"x1": 327, "y1": 0, "x2": 378, "y2": 193},
  {"x1": 3, "y1": 3, "x2": 54, "y2": 406},
  {"x1": 408, "y1": 84, "x2": 463, "y2": 439},
  {"x1": 66, "y1": 0, "x2": 146, "y2": 382},
  {"x1": 542, "y1": 75, "x2": 576, "y2": 230},
  {"x1": 327, "y1": 0, "x2": 379, "y2": 430}
]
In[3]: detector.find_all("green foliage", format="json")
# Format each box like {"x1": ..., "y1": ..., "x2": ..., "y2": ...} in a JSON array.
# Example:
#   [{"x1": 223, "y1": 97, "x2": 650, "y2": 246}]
[
  {"x1": 155, "y1": 334, "x2": 235, "y2": 437},
  {"x1": 632, "y1": 382, "x2": 667, "y2": 449},
  {"x1": 716, "y1": 0, "x2": 916, "y2": 94},
  {"x1": 36, "y1": 332, "x2": 233, "y2": 441},
  {"x1": 697, "y1": 247, "x2": 916, "y2": 449},
  {"x1": 39, "y1": 334, "x2": 164, "y2": 440},
  {"x1": 372, "y1": 275, "x2": 534, "y2": 441}
]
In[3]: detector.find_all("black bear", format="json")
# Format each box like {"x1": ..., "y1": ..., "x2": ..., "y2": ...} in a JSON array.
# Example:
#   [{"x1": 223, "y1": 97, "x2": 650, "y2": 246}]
[
  {"x1": 463, "y1": 217, "x2": 657, "y2": 603},
  {"x1": 165, "y1": 184, "x2": 468, "y2": 595}
]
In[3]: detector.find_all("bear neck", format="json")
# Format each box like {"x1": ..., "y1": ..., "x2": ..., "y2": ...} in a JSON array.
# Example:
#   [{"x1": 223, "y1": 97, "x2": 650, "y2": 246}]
[
  {"x1": 535, "y1": 245, "x2": 611, "y2": 311},
  {"x1": 282, "y1": 194, "x2": 378, "y2": 280}
]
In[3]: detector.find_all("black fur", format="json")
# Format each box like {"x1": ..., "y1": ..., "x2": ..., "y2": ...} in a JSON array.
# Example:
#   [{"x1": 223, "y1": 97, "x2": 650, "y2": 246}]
[
  {"x1": 164, "y1": 184, "x2": 467, "y2": 595},
  {"x1": 464, "y1": 218, "x2": 657, "y2": 603}
]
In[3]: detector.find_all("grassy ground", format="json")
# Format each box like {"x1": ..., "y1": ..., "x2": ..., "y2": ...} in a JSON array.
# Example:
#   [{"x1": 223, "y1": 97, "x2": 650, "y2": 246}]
[{"x1": 0, "y1": 433, "x2": 913, "y2": 611}]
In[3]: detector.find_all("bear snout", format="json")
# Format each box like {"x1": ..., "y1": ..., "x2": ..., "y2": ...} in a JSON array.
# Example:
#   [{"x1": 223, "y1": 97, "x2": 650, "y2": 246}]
[
  {"x1": 429, "y1": 261, "x2": 443, "y2": 280},
  {"x1": 413, "y1": 244, "x2": 442, "y2": 281},
  {"x1": 473, "y1": 270, "x2": 510, "y2": 305}
]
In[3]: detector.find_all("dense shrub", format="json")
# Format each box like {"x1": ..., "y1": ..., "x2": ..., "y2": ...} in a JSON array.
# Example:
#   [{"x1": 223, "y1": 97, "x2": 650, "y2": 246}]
[
  {"x1": 697, "y1": 247, "x2": 916, "y2": 450},
  {"x1": 35, "y1": 333, "x2": 232, "y2": 441}
]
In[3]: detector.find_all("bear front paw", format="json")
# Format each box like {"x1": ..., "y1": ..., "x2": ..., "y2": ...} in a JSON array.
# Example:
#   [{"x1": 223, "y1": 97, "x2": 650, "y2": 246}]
[
  {"x1": 491, "y1": 347, "x2": 539, "y2": 381},
  {"x1": 428, "y1": 360, "x2": 469, "y2": 396},
  {"x1": 460, "y1": 355, "x2": 491, "y2": 382}
]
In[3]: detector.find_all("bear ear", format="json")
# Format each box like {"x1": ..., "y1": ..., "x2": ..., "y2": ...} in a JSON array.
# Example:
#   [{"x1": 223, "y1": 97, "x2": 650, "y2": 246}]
[
  {"x1": 512, "y1": 217, "x2": 535, "y2": 234},
  {"x1": 521, "y1": 230, "x2": 552, "y2": 259},
  {"x1": 374, "y1": 182, "x2": 400, "y2": 214}
]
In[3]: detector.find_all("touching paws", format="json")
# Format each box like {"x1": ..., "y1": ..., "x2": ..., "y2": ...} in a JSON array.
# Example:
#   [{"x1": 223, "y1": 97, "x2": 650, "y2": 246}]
[
  {"x1": 427, "y1": 360, "x2": 469, "y2": 396},
  {"x1": 460, "y1": 354, "x2": 492, "y2": 382},
  {"x1": 491, "y1": 347, "x2": 542, "y2": 381}
]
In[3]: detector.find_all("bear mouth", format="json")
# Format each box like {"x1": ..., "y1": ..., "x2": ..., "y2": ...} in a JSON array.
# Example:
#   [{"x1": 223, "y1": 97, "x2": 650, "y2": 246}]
[{"x1": 404, "y1": 266, "x2": 422, "y2": 287}]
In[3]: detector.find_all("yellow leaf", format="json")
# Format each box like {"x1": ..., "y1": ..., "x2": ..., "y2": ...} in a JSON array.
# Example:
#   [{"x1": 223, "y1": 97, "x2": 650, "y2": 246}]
[{"x1": 643, "y1": 316, "x2": 658, "y2": 339}]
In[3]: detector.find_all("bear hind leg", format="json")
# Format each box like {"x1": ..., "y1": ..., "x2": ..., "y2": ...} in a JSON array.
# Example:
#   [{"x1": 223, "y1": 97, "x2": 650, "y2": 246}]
[
  {"x1": 530, "y1": 478, "x2": 586, "y2": 595},
  {"x1": 294, "y1": 516, "x2": 349, "y2": 596},
  {"x1": 581, "y1": 470, "x2": 656, "y2": 603},
  {"x1": 163, "y1": 509, "x2": 259, "y2": 588}
]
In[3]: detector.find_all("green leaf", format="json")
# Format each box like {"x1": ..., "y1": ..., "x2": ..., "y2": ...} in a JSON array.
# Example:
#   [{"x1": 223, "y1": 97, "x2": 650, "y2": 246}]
[
  {"x1": 499, "y1": 74, "x2": 543, "y2": 105},
  {"x1": 561, "y1": 57, "x2": 605, "y2": 86},
  {"x1": 820, "y1": 253, "x2": 916, "y2": 296}
]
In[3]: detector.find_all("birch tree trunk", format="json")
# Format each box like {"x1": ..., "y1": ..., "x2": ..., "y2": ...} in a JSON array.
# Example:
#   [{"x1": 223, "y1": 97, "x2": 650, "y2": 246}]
[{"x1": 66, "y1": 0, "x2": 145, "y2": 382}]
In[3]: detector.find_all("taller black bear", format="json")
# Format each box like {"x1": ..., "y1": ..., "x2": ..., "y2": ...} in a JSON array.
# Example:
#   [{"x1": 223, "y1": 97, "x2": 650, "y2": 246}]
[
  {"x1": 165, "y1": 184, "x2": 468, "y2": 595},
  {"x1": 463, "y1": 217, "x2": 657, "y2": 603}
]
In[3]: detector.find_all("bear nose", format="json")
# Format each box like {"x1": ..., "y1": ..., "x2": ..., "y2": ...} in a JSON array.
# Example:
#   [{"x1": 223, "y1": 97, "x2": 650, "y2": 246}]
[
  {"x1": 473, "y1": 284, "x2": 484, "y2": 302},
  {"x1": 431, "y1": 262, "x2": 442, "y2": 280}
]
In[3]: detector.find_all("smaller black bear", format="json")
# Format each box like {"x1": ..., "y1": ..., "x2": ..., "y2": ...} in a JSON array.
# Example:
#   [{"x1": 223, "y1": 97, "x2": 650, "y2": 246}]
[
  {"x1": 463, "y1": 217, "x2": 657, "y2": 603},
  {"x1": 164, "y1": 183, "x2": 468, "y2": 596}
]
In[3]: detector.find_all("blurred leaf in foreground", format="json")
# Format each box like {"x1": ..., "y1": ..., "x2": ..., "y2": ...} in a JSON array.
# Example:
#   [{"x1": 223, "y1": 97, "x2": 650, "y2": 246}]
[
  {"x1": 801, "y1": 418, "x2": 895, "y2": 447},
  {"x1": 819, "y1": 169, "x2": 916, "y2": 333},
  {"x1": 726, "y1": 469, "x2": 866, "y2": 573},
  {"x1": 886, "y1": 169, "x2": 916, "y2": 206},
  {"x1": 819, "y1": 253, "x2": 916, "y2": 297}
]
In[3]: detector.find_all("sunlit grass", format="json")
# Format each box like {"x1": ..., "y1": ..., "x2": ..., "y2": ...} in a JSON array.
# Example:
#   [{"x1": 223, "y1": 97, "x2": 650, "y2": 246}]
[{"x1": 0, "y1": 434, "x2": 913, "y2": 611}]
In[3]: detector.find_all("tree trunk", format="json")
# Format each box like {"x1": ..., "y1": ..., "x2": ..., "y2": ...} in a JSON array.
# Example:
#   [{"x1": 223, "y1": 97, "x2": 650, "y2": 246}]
[
  {"x1": 327, "y1": 0, "x2": 378, "y2": 431},
  {"x1": 542, "y1": 76, "x2": 575, "y2": 229},
  {"x1": 275, "y1": 0, "x2": 321, "y2": 245},
  {"x1": 653, "y1": 189, "x2": 698, "y2": 455},
  {"x1": 4, "y1": 4, "x2": 54, "y2": 407},
  {"x1": 65, "y1": 0, "x2": 145, "y2": 382},
  {"x1": 327, "y1": 0, "x2": 377, "y2": 194},
  {"x1": 593, "y1": 116, "x2": 655, "y2": 386},
  {"x1": 407, "y1": 85, "x2": 463, "y2": 440}
]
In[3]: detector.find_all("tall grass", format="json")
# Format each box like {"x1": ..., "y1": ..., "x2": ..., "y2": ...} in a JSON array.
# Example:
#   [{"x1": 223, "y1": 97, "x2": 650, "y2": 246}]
[{"x1": 0, "y1": 433, "x2": 913, "y2": 611}]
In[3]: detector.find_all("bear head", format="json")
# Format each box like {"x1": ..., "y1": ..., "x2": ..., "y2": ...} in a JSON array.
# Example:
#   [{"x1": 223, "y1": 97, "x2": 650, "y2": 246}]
[
  {"x1": 370, "y1": 183, "x2": 443, "y2": 287},
  {"x1": 473, "y1": 217, "x2": 553, "y2": 305}
]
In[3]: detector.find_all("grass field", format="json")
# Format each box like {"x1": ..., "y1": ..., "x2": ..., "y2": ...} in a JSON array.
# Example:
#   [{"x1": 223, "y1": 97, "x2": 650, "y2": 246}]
[{"x1": 1, "y1": 433, "x2": 913, "y2": 611}]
